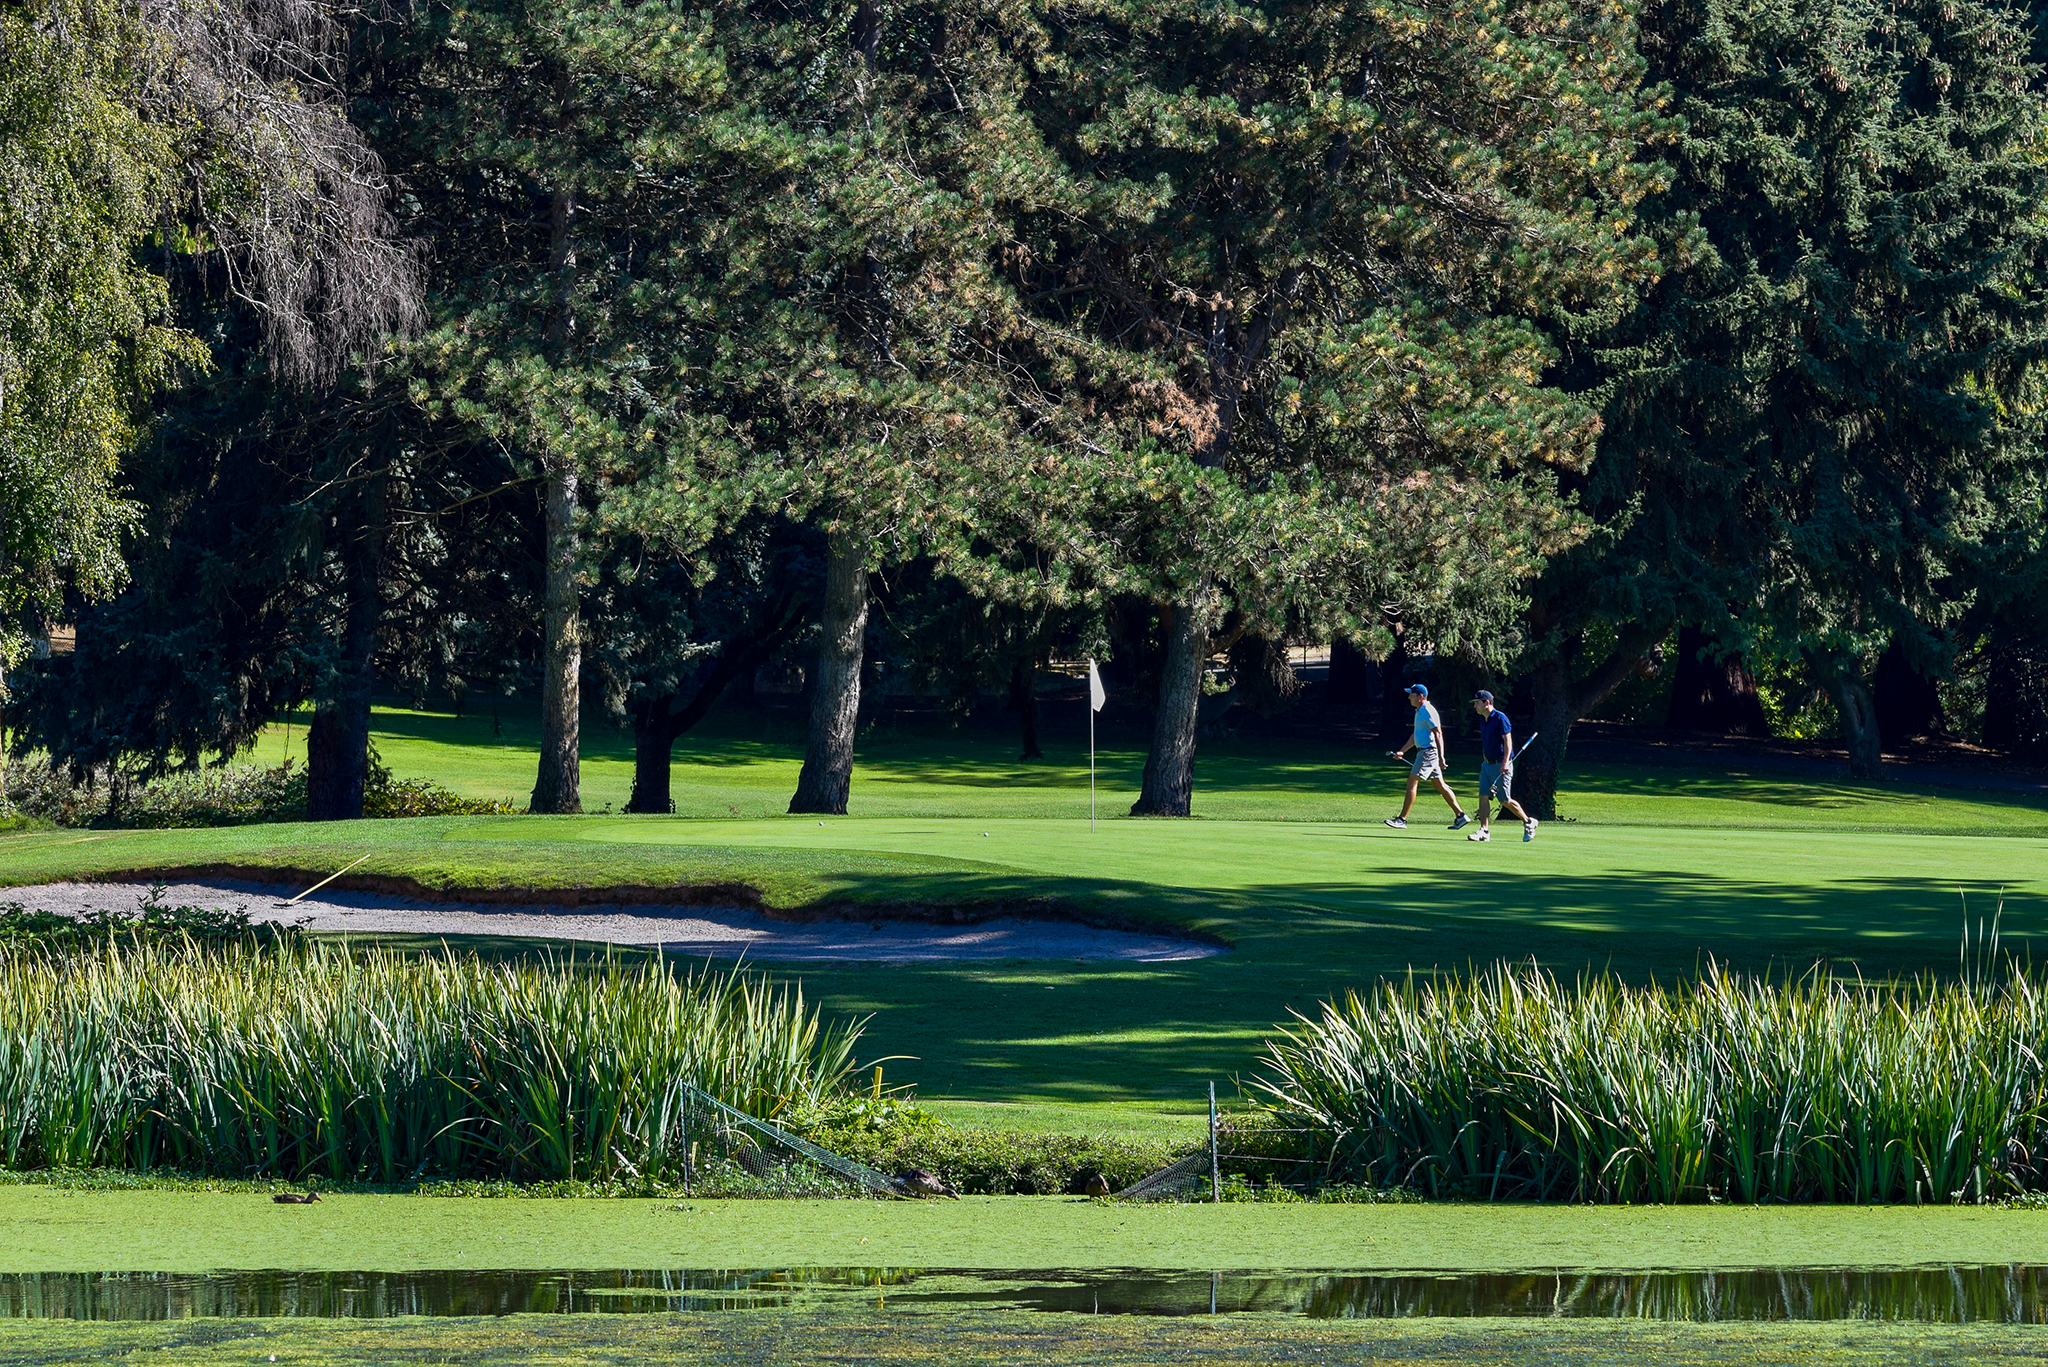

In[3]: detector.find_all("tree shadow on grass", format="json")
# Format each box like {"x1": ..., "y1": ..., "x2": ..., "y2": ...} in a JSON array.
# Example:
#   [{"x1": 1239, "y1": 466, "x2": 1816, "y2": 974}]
[
  {"x1": 326, "y1": 858, "x2": 2046, "y2": 1106},
  {"x1": 708, "y1": 861, "x2": 2043, "y2": 1100}
]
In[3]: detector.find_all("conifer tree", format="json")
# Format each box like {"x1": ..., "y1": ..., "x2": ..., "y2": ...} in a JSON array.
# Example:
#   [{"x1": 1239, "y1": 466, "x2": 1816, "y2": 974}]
[
  {"x1": 1008, "y1": 0, "x2": 1669, "y2": 816},
  {"x1": 662, "y1": 0, "x2": 1079, "y2": 815},
  {"x1": 1519, "y1": 0, "x2": 2048, "y2": 809},
  {"x1": 382, "y1": 0, "x2": 756, "y2": 813}
]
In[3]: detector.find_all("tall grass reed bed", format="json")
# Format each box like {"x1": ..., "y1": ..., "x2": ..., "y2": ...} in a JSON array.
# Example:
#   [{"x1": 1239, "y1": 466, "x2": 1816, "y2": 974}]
[
  {"x1": 1255, "y1": 962, "x2": 2048, "y2": 1204},
  {"x1": 0, "y1": 941, "x2": 861, "y2": 1182}
]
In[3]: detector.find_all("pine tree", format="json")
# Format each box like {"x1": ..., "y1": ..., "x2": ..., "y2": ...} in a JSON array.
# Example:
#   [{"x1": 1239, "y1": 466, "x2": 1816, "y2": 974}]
[
  {"x1": 1006, "y1": 0, "x2": 1670, "y2": 816},
  {"x1": 1519, "y1": 0, "x2": 2048, "y2": 811},
  {"x1": 653, "y1": 0, "x2": 1085, "y2": 815},
  {"x1": 377, "y1": 0, "x2": 759, "y2": 813}
]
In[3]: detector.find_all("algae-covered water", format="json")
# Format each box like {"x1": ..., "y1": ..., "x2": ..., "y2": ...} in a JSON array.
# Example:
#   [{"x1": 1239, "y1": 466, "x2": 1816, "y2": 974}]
[
  {"x1": 6, "y1": 1189, "x2": 2046, "y2": 1273},
  {"x1": 6, "y1": 1265, "x2": 2048, "y2": 1323},
  {"x1": 3, "y1": 1310, "x2": 2048, "y2": 1366},
  {"x1": 9, "y1": 1191, "x2": 2048, "y2": 1365}
]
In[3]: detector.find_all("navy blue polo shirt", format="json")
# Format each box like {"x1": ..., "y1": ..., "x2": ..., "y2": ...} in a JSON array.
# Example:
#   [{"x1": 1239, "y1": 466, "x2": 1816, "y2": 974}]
[{"x1": 1482, "y1": 710, "x2": 1512, "y2": 764}]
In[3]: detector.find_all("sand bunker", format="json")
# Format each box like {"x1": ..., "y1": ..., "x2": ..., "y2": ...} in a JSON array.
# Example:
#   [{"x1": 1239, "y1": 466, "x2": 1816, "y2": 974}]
[{"x1": 1, "y1": 880, "x2": 1221, "y2": 963}]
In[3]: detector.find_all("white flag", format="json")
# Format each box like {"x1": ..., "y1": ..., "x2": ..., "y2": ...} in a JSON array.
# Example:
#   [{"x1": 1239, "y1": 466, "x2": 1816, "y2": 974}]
[{"x1": 1088, "y1": 659, "x2": 1107, "y2": 713}]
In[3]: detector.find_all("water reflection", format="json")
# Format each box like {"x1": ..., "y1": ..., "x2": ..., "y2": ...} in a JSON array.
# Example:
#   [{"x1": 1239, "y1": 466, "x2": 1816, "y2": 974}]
[{"x1": 3, "y1": 1265, "x2": 2046, "y2": 1323}]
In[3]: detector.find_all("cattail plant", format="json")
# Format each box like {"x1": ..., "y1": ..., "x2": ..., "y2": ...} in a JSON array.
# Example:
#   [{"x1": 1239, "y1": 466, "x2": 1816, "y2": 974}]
[
  {"x1": 0, "y1": 940, "x2": 861, "y2": 1182},
  {"x1": 1254, "y1": 960, "x2": 2048, "y2": 1204}
]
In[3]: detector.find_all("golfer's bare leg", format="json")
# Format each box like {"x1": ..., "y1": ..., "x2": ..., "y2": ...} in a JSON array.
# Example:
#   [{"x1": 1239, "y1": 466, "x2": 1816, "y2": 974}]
[
  {"x1": 1498, "y1": 795, "x2": 1530, "y2": 824},
  {"x1": 1398, "y1": 776, "x2": 1422, "y2": 820},
  {"x1": 1431, "y1": 776, "x2": 1465, "y2": 818},
  {"x1": 1476, "y1": 797, "x2": 1492, "y2": 833}
]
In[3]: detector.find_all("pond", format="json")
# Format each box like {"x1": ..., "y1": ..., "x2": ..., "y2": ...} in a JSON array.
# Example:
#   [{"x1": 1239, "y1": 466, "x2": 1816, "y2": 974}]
[{"x1": 6, "y1": 1265, "x2": 2047, "y2": 1323}]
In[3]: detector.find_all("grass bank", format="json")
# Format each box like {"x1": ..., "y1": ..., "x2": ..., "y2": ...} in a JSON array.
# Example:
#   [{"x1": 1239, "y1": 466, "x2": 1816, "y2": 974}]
[{"x1": 2, "y1": 1315, "x2": 2043, "y2": 1367}]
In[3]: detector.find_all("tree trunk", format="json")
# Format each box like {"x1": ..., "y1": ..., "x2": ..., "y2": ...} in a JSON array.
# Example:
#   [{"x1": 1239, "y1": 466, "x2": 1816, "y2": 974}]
[
  {"x1": 306, "y1": 474, "x2": 385, "y2": 822},
  {"x1": 1327, "y1": 637, "x2": 1372, "y2": 706},
  {"x1": 627, "y1": 607, "x2": 806, "y2": 815},
  {"x1": 788, "y1": 535, "x2": 869, "y2": 815},
  {"x1": 1131, "y1": 586, "x2": 1213, "y2": 817},
  {"x1": 1123, "y1": 274, "x2": 1297, "y2": 818},
  {"x1": 529, "y1": 174, "x2": 582, "y2": 815},
  {"x1": 529, "y1": 460, "x2": 583, "y2": 813},
  {"x1": 1665, "y1": 626, "x2": 1770, "y2": 735},
  {"x1": 1872, "y1": 640, "x2": 1940, "y2": 743},
  {"x1": 626, "y1": 697, "x2": 675, "y2": 815},
  {"x1": 1518, "y1": 655, "x2": 1573, "y2": 822},
  {"x1": 1831, "y1": 670, "x2": 1884, "y2": 779},
  {"x1": 1515, "y1": 632, "x2": 1660, "y2": 822},
  {"x1": 1008, "y1": 656, "x2": 1042, "y2": 760}
]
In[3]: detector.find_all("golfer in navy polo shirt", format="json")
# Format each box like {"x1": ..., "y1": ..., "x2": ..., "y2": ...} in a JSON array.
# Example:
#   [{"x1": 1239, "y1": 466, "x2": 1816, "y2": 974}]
[{"x1": 1469, "y1": 691, "x2": 1538, "y2": 843}]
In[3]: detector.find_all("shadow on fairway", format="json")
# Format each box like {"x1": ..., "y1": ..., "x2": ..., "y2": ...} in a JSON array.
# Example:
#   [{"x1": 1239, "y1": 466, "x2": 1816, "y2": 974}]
[{"x1": 360, "y1": 861, "x2": 2039, "y2": 1106}]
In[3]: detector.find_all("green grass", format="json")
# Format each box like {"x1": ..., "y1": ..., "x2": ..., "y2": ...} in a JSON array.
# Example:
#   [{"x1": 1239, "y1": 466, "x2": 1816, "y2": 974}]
[
  {"x1": 6, "y1": 702, "x2": 2047, "y2": 1116},
  {"x1": 6, "y1": 1314, "x2": 2045, "y2": 1367},
  {"x1": 6, "y1": 812, "x2": 2044, "y2": 1111},
  {"x1": 5, "y1": 1186, "x2": 2048, "y2": 1271},
  {"x1": 274, "y1": 702, "x2": 2048, "y2": 834}
]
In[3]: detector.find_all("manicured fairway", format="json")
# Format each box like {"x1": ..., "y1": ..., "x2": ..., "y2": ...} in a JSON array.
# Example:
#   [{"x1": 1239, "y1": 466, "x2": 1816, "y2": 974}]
[
  {"x1": 269, "y1": 703, "x2": 2048, "y2": 836},
  {"x1": 5, "y1": 1187, "x2": 2048, "y2": 1271},
  {"x1": 5, "y1": 810, "x2": 2045, "y2": 1108},
  {"x1": 7, "y1": 703, "x2": 2048, "y2": 1110},
  {"x1": 6, "y1": 1314, "x2": 2044, "y2": 1367}
]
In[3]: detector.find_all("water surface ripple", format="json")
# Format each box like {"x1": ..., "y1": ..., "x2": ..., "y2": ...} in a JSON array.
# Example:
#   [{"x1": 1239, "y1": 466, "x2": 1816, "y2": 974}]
[{"x1": 6, "y1": 1266, "x2": 2048, "y2": 1323}]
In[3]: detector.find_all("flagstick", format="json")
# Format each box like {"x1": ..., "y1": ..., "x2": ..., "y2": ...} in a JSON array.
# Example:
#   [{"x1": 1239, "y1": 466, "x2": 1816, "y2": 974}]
[{"x1": 1089, "y1": 700, "x2": 1096, "y2": 833}]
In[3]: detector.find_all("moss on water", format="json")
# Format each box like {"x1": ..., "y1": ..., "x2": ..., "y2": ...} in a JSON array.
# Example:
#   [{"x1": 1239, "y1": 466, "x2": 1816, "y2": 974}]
[
  {"x1": 2, "y1": 1312, "x2": 2046, "y2": 1366},
  {"x1": 3, "y1": 1188, "x2": 2046, "y2": 1274}
]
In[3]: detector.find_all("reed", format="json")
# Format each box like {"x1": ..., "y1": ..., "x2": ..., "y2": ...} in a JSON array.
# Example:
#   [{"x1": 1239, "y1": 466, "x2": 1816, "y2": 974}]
[
  {"x1": 1253, "y1": 961, "x2": 2048, "y2": 1203},
  {"x1": 0, "y1": 940, "x2": 861, "y2": 1182}
]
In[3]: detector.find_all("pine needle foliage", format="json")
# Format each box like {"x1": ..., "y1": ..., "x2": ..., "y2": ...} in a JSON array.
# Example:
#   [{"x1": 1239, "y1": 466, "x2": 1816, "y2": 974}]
[
  {"x1": 1257, "y1": 961, "x2": 2048, "y2": 1204},
  {"x1": 0, "y1": 942, "x2": 862, "y2": 1182}
]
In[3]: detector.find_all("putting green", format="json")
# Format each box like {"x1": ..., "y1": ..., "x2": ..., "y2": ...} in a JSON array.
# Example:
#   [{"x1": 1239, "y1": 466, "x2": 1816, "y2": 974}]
[
  {"x1": 270, "y1": 702, "x2": 2048, "y2": 835},
  {"x1": 5, "y1": 1187, "x2": 2046, "y2": 1272}
]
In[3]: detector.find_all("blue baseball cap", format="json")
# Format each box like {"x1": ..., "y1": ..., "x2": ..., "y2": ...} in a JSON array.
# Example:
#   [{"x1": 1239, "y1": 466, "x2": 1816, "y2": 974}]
[
  {"x1": 1473, "y1": 690, "x2": 1494, "y2": 703},
  {"x1": 1405, "y1": 683, "x2": 1428, "y2": 697}
]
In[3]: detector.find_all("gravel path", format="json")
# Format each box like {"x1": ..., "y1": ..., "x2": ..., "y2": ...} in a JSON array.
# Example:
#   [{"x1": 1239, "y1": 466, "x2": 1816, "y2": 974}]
[{"x1": 2, "y1": 880, "x2": 1221, "y2": 963}]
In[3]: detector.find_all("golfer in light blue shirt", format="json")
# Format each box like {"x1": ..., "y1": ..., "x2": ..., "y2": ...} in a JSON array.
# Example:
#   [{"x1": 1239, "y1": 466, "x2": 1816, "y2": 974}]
[{"x1": 1384, "y1": 684, "x2": 1470, "y2": 832}]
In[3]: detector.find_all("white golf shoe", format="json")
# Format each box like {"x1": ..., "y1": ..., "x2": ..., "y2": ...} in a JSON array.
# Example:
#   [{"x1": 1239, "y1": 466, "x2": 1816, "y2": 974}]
[
  {"x1": 1468, "y1": 829, "x2": 1490, "y2": 842},
  {"x1": 1523, "y1": 817, "x2": 1539, "y2": 842}
]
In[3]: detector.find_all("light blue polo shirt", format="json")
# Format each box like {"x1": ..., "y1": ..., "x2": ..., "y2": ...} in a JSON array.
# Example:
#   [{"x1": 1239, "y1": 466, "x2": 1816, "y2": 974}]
[{"x1": 1413, "y1": 701, "x2": 1441, "y2": 749}]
